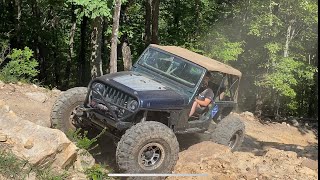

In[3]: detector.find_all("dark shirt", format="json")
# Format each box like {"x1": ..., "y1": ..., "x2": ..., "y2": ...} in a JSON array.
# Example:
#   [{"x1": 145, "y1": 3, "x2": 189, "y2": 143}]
[{"x1": 197, "y1": 88, "x2": 214, "y2": 102}]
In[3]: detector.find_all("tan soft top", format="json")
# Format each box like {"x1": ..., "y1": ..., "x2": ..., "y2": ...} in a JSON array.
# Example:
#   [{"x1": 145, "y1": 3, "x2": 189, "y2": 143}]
[{"x1": 150, "y1": 44, "x2": 242, "y2": 77}]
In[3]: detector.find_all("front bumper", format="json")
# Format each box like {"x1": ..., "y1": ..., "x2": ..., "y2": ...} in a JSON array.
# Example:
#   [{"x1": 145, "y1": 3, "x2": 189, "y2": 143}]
[
  {"x1": 81, "y1": 81, "x2": 139, "y2": 130},
  {"x1": 77, "y1": 105, "x2": 133, "y2": 131}
]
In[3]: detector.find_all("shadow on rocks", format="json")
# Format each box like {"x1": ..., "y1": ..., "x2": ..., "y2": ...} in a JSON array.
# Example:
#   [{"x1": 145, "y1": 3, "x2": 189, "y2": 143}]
[{"x1": 239, "y1": 134, "x2": 318, "y2": 160}]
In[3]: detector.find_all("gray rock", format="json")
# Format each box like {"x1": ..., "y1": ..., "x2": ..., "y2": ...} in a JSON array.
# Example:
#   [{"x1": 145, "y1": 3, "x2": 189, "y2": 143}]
[
  {"x1": 24, "y1": 139, "x2": 34, "y2": 149},
  {"x1": 296, "y1": 146, "x2": 304, "y2": 150},
  {"x1": 0, "y1": 101, "x2": 78, "y2": 170},
  {"x1": 34, "y1": 119, "x2": 51, "y2": 128},
  {"x1": 25, "y1": 172, "x2": 37, "y2": 180},
  {"x1": 301, "y1": 158, "x2": 318, "y2": 170},
  {"x1": 291, "y1": 119, "x2": 299, "y2": 127},
  {"x1": 73, "y1": 149, "x2": 96, "y2": 172},
  {"x1": 25, "y1": 92, "x2": 48, "y2": 103},
  {"x1": 0, "y1": 132, "x2": 7, "y2": 142},
  {"x1": 52, "y1": 89, "x2": 61, "y2": 94},
  {"x1": 241, "y1": 111, "x2": 254, "y2": 117}
]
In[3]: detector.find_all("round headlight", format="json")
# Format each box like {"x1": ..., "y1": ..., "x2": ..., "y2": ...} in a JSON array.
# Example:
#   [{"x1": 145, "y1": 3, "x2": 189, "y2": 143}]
[
  {"x1": 127, "y1": 100, "x2": 138, "y2": 111},
  {"x1": 92, "y1": 82, "x2": 104, "y2": 93}
]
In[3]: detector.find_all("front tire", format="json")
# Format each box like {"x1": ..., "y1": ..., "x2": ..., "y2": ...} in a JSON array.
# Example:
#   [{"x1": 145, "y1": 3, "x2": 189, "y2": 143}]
[
  {"x1": 116, "y1": 121, "x2": 179, "y2": 173},
  {"x1": 50, "y1": 87, "x2": 87, "y2": 133},
  {"x1": 211, "y1": 114, "x2": 245, "y2": 151}
]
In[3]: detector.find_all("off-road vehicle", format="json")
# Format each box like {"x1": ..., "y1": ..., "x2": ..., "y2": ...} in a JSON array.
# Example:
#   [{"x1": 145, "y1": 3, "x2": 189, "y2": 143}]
[{"x1": 51, "y1": 44, "x2": 245, "y2": 174}]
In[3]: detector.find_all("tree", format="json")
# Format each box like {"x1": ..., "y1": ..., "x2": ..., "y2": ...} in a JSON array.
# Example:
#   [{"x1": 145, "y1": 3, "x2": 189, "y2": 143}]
[
  {"x1": 144, "y1": 0, "x2": 160, "y2": 45},
  {"x1": 151, "y1": 0, "x2": 160, "y2": 44},
  {"x1": 68, "y1": 0, "x2": 112, "y2": 78},
  {"x1": 90, "y1": 16, "x2": 104, "y2": 78},
  {"x1": 144, "y1": 0, "x2": 152, "y2": 46},
  {"x1": 64, "y1": 4, "x2": 77, "y2": 88},
  {"x1": 220, "y1": 0, "x2": 318, "y2": 117},
  {"x1": 110, "y1": 0, "x2": 122, "y2": 73}
]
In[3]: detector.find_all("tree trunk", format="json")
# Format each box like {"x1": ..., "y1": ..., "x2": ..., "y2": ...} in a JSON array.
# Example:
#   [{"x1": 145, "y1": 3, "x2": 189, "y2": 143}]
[
  {"x1": 53, "y1": 36, "x2": 60, "y2": 88},
  {"x1": 120, "y1": 0, "x2": 134, "y2": 72},
  {"x1": 151, "y1": 0, "x2": 160, "y2": 44},
  {"x1": 90, "y1": 16, "x2": 103, "y2": 78},
  {"x1": 78, "y1": 16, "x2": 88, "y2": 86},
  {"x1": 15, "y1": 0, "x2": 21, "y2": 48},
  {"x1": 122, "y1": 40, "x2": 132, "y2": 71},
  {"x1": 275, "y1": 93, "x2": 280, "y2": 117},
  {"x1": 64, "y1": 4, "x2": 76, "y2": 88},
  {"x1": 144, "y1": 0, "x2": 152, "y2": 46},
  {"x1": 31, "y1": 0, "x2": 45, "y2": 83},
  {"x1": 254, "y1": 91, "x2": 263, "y2": 117},
  {"x1": 101, "y1": 18, "x2": 108, "y2": 74},
  {"x1": 283, "y1": 23, "x2": 292, "y2": 57},
  {"x1": 109, "y1": 0, "x2": 122, "y2": 74},
  {"x1": 173, "y1": 0, "x2": 180, "y2": 35},
  {"x1": 194, "y1": 0, "x2": 200, "y2": 37},
  {"x1": 307, "y1": 47, "x2": 318, "y2": 118}
]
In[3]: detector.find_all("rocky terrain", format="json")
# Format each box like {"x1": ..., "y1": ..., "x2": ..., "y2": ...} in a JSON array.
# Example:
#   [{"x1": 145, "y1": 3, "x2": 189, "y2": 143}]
[{"x1": 0, "y1": 81, "x2": 318, "y2": 179}]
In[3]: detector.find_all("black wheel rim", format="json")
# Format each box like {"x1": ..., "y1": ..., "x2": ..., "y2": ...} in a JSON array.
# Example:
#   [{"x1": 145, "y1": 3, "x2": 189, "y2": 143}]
[
  {"x1": 138, "y1": 142, "x2": 165, "y2": 170},
  {"x1": 68, "y1": 105, "x2": 81, "y2": 128},
  {"x1": 228, "y1": 130, "x2": 242, "y2": 150}
]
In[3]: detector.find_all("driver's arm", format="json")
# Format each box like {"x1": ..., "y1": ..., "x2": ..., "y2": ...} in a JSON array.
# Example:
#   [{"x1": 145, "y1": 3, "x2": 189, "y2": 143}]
[{"x1": 195, "y1": 98, "x2": 211, "y2": 106}]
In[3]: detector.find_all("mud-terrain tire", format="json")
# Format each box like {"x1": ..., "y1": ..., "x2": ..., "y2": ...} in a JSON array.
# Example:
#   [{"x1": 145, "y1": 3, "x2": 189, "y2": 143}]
[
  {"x1": 211, "y1": 114, "x2": 245, "y2": 151},
  {"x1": 116, "y1": 121, "x2": 179, "y2": 174},
  {"x1": 50, "y1": 87, "x2": 87, "y2": 133}
]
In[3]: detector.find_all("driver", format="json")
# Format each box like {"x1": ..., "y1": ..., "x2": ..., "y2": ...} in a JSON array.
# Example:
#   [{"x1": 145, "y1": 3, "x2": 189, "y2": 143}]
[{"x1": 189, "y1": 72, "x2": 214, "y2": 117}]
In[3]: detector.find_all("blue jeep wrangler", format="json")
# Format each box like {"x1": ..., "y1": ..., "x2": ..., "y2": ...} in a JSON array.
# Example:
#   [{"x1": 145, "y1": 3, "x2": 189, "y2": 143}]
[{"x1": 51, "y1": 44, "x2": 245, "y2": 174}]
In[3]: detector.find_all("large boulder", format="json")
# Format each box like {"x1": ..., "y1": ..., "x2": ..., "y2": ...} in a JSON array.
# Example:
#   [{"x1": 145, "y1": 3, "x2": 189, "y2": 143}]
[{"x1": 0, "y1": 100, "x2": 77, "y2": 170}]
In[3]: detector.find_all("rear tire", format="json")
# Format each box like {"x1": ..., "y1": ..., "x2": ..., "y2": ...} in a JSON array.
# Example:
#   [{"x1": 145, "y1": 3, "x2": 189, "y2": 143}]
[
  {"x1": 50, "y1": 87, "x2": 87, "y2": 133},
  {"x1": 211, "y1": 114, "x2": 245, "y2": 151},
  {"x1": 116, "y1": 121, "x2": 179, "y2": 174}
]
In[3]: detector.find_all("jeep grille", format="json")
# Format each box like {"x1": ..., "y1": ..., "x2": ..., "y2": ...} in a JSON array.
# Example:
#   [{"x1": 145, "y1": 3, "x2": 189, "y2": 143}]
[{"x1": 89, "y1": 83, "x2": 136, "y2": 120}]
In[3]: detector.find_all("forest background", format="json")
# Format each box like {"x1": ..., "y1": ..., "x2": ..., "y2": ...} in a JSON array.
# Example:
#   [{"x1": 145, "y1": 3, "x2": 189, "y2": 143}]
[{"x1": 0, "y1": 0, "x2": 318, "y2": 119}]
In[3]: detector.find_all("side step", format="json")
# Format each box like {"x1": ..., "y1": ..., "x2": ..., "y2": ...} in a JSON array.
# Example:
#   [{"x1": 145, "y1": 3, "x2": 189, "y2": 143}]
[{"x1": 175, "y1": 127, "x2": 206, "y2": 134}]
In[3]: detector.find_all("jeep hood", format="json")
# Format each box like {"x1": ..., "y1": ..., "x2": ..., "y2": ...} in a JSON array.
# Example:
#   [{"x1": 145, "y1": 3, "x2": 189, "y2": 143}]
[{"x1": 96, "y1": 72, "x2": 189, "y2": 110}]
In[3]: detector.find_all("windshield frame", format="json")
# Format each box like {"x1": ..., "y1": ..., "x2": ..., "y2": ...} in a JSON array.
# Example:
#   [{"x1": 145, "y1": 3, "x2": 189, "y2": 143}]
[{"x1": 135, "y1": 47, "x2": 206, "y2": 89}]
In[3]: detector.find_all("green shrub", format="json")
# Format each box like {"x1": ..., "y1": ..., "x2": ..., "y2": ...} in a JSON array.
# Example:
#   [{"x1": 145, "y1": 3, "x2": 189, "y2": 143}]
[
  {"x1": 85, "y1": 164, "x2": 111, "y2": 180},
  {"x1": 34, "y1": 167, "x2": 69, "y2": 180},
  {"x1": 0, "y1": 149, "x2": 30, "y2": 179},
  {"x1": 67, "y1": 128, "x2": 106, "y2": 151},
  {"x1": 0, "y1": 46, "x2": 39, "y2": 83}
]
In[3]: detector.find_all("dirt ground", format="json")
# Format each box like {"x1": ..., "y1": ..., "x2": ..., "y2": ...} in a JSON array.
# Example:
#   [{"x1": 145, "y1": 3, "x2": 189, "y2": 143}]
[{"x1": 0, "y1": 82, "x2": 318, "y2": 179}]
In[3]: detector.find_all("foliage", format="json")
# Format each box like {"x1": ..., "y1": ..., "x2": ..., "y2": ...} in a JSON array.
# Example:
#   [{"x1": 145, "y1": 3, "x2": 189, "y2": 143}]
[
  {"x1": 0, "y1": 47, "x2": 39, "y2": 83},
  {"x1": 226, "y1": 0, "x2": 318, "y2": 116},
  {"x1": 34, "y1": 168, "x2": 69, "y2": 180},
  {"x1": 0, "y1": 149, "x2": 29, "y2": 179},
  {"x1": 67, "y1": 128, "x2": 106, "y2": 150},
  {"x1": 84, "y1": 164, "x2": 111, "y2": 180},
  {"x1": 0, "y1": 40, "x2": 10, "y2": 64},
  {"x1": 199, "y1": 31, "x2": 244, "y2": 62},
  {"x1": 67, "y1": 0, "x2": 112, "y2": 19}
]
